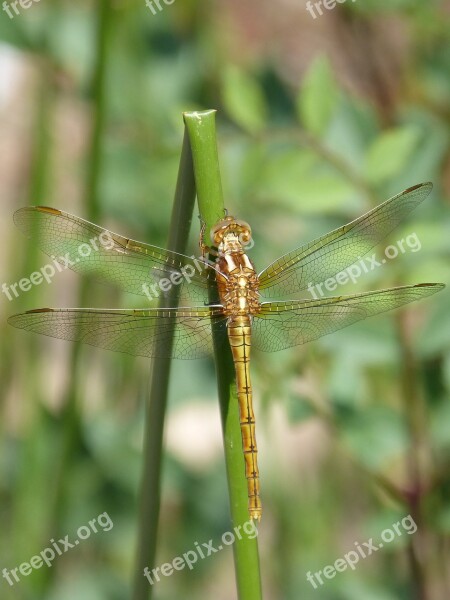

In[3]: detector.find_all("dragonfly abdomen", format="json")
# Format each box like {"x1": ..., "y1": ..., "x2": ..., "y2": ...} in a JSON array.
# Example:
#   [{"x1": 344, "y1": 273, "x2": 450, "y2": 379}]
[{"x1": 227, "y1": 315, "x2": 262, "y2": 521}]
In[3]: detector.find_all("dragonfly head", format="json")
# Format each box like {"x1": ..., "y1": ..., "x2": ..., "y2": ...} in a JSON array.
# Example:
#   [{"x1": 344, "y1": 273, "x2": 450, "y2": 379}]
[{"x1": 211, "y1": 216, "x2": 252, "y2": 247}]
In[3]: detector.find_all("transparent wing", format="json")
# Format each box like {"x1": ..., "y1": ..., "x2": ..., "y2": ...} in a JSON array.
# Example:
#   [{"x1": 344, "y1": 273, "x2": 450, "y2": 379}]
[
  {"x1": 252, "y1": 283, "x2": 444, "y2": 352},
  {"x1": 14, "y1": 207, "x2": 217, "y2": 304},
  {"x1": 8, "y1": 306, "x2": 227, "y2": 360},
  {"x1": 259, "y1": 183, "x2": 433, "y2": 298}
]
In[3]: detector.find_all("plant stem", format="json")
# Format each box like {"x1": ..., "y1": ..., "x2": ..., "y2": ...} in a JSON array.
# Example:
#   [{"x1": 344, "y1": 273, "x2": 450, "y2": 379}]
[
  {"x1": 396, "y1": 312, "x2": 430, "y2": 600},
  {"x1": 132, "y1": 130, "x2": 197, "y2": 600},
  {"x1": 11, "y1": 35, "x2": 56, "y2": 595},
  {"x1": 84, "y1": 0, "x2": 112, "y2": 225},
  {"x1": 184, "y1": 109, "x2": 263, "y2": 600},
  {"x1": 45, "y1": 0, "x2": 114, "y2": 581}
]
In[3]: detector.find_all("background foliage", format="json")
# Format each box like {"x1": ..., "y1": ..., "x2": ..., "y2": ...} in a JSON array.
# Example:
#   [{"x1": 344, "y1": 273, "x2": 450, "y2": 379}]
[{"x1": 0, "y1": 1, "x2": 449, "y2": 599}]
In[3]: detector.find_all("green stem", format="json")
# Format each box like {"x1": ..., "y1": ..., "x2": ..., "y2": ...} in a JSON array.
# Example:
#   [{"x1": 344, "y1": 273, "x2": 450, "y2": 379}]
[
  {"x1": 44, "y1": 0, "x2": 114, "y2": 581},
  {"x1": 184, "y1": 110, "x2": 263, "y2": 600},
  {"x1": 132, "y1": 131, "x2": 197, "y2": 600},
  {"x1": 396, "y1": 313, "x2": 429, "y2": 599},
  {"x1": 84, "y1": 0, "x2": 112, "y2": 225},
  {"x1": 10, "y1": 38, "x2": 56, "y2": 595}
]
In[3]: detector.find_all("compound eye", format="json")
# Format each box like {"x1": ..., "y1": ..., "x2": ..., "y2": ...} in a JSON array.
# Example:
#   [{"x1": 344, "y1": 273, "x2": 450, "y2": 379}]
[
  {"x1": 210, "y1": 226, "x2": 223, "y2": 245},
  {"x1": 210, "y1": 217, "x2": 234, "y2": 245}
]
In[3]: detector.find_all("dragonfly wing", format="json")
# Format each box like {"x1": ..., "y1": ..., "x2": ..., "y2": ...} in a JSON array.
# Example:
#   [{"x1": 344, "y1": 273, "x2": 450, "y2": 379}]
[
  {"x1": 259, "y1": 182, "x2": 433, "y2": 298},
  {"x1": 252, "y1": 283, "x2": 444, "y2": 352},
  {"x1": 14, "y1": 207, "x2": 216, "y2": 304},
  {"x1": 8, "y1": 306, "x2": 227, "y2": 360}
]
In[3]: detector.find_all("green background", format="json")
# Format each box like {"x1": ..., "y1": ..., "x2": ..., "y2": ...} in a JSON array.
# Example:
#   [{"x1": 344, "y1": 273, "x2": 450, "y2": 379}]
[{"x1": 0, "y1": 1, "x2": 449, "y2": 599}]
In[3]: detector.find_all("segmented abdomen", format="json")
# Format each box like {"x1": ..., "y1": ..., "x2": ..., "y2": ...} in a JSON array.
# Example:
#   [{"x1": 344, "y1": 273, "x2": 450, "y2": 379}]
[{"x1": 227, "y1": 315, "x2": 262, "y2": 520}]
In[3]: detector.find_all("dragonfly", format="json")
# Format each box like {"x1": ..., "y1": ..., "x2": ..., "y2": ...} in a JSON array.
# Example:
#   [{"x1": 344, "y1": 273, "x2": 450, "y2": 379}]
[{"x1": 8, "y1": 182, "x2": 444, "y2": 521}]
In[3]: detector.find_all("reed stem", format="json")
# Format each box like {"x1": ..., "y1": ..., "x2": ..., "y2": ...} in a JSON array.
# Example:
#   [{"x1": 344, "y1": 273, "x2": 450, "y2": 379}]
[
  {"x1": 184, "y1": 109, "x2": 263, "y2": 600},
  {"x1": 132, "y1": 131, "x2": 197, "y2": 600}
]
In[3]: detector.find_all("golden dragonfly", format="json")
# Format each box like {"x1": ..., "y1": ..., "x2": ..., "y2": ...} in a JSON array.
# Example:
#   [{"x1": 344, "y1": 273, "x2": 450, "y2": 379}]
[{"x1": 8, "y1": 182, "x2": 444, "y2": 521}]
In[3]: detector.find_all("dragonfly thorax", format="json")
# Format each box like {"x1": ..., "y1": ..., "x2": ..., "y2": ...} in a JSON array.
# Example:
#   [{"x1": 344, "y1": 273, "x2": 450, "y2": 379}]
[
  {"x1": 218, "y1": 232, "x2": 246, "y2": 255},
  {"x1": 211, "y1": 216, "x2": 260, "y2": 316},
  {"x1": 216, "y1": 251, "x2": 261, "y2": 317}
]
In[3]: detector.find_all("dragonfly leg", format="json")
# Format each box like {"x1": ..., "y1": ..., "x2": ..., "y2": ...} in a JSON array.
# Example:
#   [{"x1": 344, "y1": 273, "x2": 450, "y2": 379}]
[
  {"x1": 199, "y1": 220, "x2": 208, "y2": 259},
  {"x1": 198, "y1": 220, "x2": 219, "y2": 261}
]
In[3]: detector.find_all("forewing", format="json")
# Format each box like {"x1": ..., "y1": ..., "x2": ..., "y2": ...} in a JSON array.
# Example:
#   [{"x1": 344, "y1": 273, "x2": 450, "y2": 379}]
[
  {"x1": 14, "y1": 207, "x2": 216, "y2": 304},
  {"x1": 8, "y1": 306, "x2": 227, "y2": 359},
  {"x1": 259, "y1": 183, "x2": 433, "y2": 298},
  {"x1": 253, "y1": 283, "x2": 444, "y2": 352}
]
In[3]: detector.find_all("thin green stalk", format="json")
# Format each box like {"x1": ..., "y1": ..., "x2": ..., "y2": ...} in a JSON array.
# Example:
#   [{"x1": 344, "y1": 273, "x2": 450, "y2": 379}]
[
  {"x1": 11, "y1": 40, "x2": 56, "y2": 594},
  {"x1": 184, "y1": 110, "x2": 263, "y2": 600},
  {"x1": 396, "y1": 312, "x2": 430, "y2": 599},
  {"x1": 132, "y1": 131, "x2": 197, "y2": 600},
  {"x1": 45, "y1": 0, "x2": 114, "y2": 578},
  {"x1": 84, "y1": 0, "x2": 112, "y2": 225}
]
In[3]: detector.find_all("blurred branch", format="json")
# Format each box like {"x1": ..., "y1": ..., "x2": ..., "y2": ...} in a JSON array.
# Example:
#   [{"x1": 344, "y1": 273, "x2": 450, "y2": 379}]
[{"x1": 396, "y1": 312, "x2": 431, "y2": 600}]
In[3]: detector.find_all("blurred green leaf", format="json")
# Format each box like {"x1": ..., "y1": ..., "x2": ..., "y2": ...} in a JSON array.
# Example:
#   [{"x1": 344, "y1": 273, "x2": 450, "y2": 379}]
[
  {"x1": 326, "y1": 95, "x2": 378, "y2": 172},
  {"x1": 254, "y1": 149, "x2": 359, "y2": 213},
  {"x1": 385, "y1": 111, "x2": 449, "y2": 189},
  {"x1": 341, "y1": 407, "x2": 408, "y2": 470},
  {"x1": 364, "y1": 126, "x2": 421, "y2": 183},
  {"x1": 297, "y1": 55, "x2": 340, "y2": 136},
  {"x1": 286, "y1": 395, "x2": 316, "y2": 423},
  {"x1": 222, "y1": 65, "x2": 268, "y2": 134}
]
